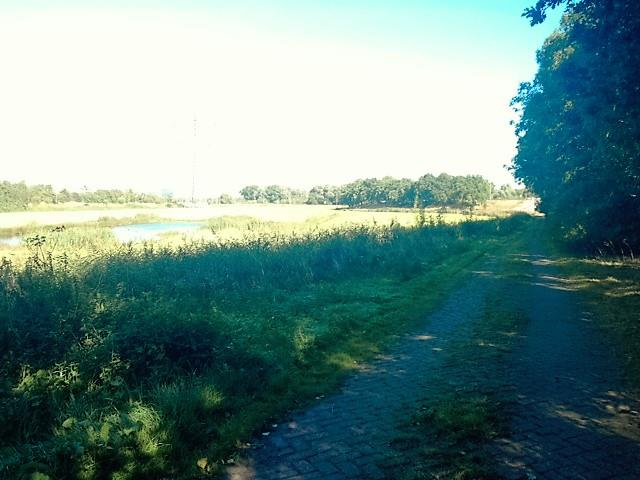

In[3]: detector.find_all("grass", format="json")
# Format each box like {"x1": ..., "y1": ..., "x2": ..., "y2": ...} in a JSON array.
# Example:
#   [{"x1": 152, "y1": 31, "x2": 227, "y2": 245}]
[
  {"x1": 0, "y1": 215, "x2": 532, "y2": 480},
  {"x1": 0, "y1": 214, "x2": 165, "y2": 238},
  {"x1": 388, "y1": 394, "x2": 502, "y2": 480},
  {"x1": 0, "y1": 201, "x2": 507, "y2": 236},
  {"x1": 0, "y1": 204, "x2": 493, "y2": 261}
]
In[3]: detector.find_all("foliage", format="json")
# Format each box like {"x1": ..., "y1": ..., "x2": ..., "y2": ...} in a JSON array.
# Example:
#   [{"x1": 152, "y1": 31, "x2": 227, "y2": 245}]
[
  {"x1": 513, "y1": 0, "x2": 640, "y2": 250},
  {"x1": 0, "y1": 216, "x2": 529, "y2": 479},
  {"x1": 492, "y1": 184, "x2": 530, "y2": 200},
  {"x1": 240, "y1": 174, "x2": 499, "y2": 209},
  {"x1": 331, "y1": 174, "x2": 492, "y2": 209},
  {"x1": 239, "y1": 185, "x2": 306, "y2": 204},
  {"x1": 0, "y1": 181, "x2": 176, "y2": 212},
  {"x1": 216, "y1": 193, "x2": 234, "y2": 205},
  {"x1": 0, "y1": 182, "x2": 56, "y2": 212},
  {"x1": 307, "y1": 185, "x2": 339, "y2": 205}
]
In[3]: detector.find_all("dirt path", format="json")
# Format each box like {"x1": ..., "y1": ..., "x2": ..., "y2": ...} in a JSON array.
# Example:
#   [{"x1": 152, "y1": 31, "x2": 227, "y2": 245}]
[{"x1": 226, "y1": 243, "x2": 640, "y2": 480}]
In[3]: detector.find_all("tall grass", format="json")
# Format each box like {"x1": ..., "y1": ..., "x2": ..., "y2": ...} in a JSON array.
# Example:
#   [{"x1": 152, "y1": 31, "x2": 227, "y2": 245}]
[{"x1": 0, "y1": 216, "x2": 530, "y2": 479}]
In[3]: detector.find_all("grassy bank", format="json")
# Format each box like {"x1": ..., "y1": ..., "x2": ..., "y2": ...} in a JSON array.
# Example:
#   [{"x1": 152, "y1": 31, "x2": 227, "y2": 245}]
[{"x1": 0, "y1": 216, "x2": 530, "y2": 479}]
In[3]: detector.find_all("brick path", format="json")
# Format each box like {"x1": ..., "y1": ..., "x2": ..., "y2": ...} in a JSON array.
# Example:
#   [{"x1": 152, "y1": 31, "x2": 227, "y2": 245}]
[
  {"x1": 226, "y1": 250, "x2": 640, "y2": 480},
  {"x1": 491, "y1": 253, "x2": 640, "y2": 480}
]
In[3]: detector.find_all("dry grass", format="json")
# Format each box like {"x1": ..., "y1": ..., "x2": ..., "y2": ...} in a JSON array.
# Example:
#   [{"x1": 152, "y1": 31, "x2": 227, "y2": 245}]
[{"x1": 0, "y1": 201, "x2": 523, "y2": 231}]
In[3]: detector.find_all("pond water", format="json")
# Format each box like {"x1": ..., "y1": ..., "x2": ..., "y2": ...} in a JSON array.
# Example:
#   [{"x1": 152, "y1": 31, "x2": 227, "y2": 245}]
[
  {"x1": 0, "y1": 236, "x2": 21, "y2": 247},
  {"x1": 112, "y1": 222, "x2": 204, "y2": 242}
]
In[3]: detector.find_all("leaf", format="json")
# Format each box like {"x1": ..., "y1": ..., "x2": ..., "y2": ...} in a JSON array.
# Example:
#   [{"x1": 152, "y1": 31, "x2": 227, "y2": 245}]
[
  {"x1": 197, "y1": 457, "x2": 208, "y2": 470},
  {"x1": 100, "y1": 422, "x2": 111, "y2": 443},
  {"x1": 62, "y1": 417, "x2": 76, "y2": 429}
]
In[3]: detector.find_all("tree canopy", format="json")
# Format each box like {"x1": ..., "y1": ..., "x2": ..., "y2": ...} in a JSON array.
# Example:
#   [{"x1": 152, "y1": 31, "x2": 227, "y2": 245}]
[
  {"x1": 513, "y1": 0, "x2": 640, "y2": 250},
  {"x1": 0, "y1": 181, "x2": 174, "y2": 212},
  {"x1": 240, "y1": 174, "x2": 501, "y2": 209}
]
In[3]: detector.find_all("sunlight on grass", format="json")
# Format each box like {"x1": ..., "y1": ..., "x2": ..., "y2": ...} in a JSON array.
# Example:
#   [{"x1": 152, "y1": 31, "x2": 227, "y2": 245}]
[{"x1": 0, "y1": 215, "x2": 532, "y2": 479}]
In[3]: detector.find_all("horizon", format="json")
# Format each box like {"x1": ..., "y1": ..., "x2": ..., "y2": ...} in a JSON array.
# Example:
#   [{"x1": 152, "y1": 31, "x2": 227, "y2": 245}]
[{"x1": 0, "y1": 1, "x2": 562, "y2": 197}]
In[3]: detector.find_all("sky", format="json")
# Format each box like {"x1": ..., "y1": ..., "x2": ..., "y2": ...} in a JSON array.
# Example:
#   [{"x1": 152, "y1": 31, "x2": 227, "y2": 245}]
[{"x1": 0, "y1": 1, "x2": 563, "y2": 197}]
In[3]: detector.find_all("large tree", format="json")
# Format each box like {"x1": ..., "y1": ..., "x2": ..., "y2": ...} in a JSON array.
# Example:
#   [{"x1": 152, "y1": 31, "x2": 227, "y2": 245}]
[{"x1": 512, "y1": 0, "x2": 640, "y2": 250}]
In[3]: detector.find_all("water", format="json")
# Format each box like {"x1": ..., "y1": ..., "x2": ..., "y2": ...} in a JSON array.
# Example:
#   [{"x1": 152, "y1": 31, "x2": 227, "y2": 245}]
[
  {"x1": 0, "y1": 236, "x2": 21, "y2": 247},
  {"x1": 112, "y1": 222, "x2": 204, "y2": 243}
]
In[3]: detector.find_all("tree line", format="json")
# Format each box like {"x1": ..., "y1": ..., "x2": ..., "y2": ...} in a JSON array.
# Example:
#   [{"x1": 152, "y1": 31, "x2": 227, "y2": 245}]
[
  {"x1": 513, "y1": 0, "x2": 639, "y2": 250},
  {"x1": 1, "y1": 175, "x2": 529, "y2": 213},
  {"x1": 240, "y1": 174, "x2": 528, "y2": 209},
  {"x1": 0, "y1": 181, "x2": 174, "y2": 212}
]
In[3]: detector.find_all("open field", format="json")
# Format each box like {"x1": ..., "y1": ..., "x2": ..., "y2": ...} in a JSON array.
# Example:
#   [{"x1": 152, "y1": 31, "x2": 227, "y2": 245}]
[
  {"x1": 0, "y1": 203, "x2": 500, "y2": 261},
  {"x1": 0, "y1": 200, "x2": 535, "y2": 231},
  {"x1": 0, "y1": 204, "x2": 336, "y2": 230},
  {"x1": 0, "y1": 200, "x2": 508, "y2": 231}
]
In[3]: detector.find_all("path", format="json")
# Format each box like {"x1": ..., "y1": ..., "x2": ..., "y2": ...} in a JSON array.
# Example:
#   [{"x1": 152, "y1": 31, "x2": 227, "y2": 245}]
[
  {"x1": 226, "y1": 246, "x2": 640, "y2": 479},
  {"x1": 492, "y1": 251, "x2": 640, "y2": 479}
]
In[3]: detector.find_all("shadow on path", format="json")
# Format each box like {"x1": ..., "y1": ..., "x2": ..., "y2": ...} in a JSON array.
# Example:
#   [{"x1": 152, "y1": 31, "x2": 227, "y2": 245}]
[
  {"x1": 226, "y1": 247, "x2": 640, "y2": 480},
  {"x1": 492, "y1": 252, "x2": 640, "y2": 480}
]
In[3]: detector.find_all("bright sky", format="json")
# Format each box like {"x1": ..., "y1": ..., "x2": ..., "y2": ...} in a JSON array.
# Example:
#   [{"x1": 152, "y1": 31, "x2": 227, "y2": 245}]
[{"x1": 0, "y1": 1, "x2": 562, "y2": 197}]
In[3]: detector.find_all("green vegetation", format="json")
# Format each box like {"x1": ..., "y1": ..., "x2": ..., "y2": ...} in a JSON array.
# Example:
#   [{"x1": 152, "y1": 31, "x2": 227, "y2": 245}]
[
  {"x1": 240, "y1": 174, "x2": 527, "y2": 209},
  {"x1": 0, "y1": 216, "x2": 529, "y2": 479},
  {"x1": 1, "y1": 176, "x2": 528, "y2": 214},
  {"x1": 0, "y1": 206, "x2": 496, "y2": 262},
  {"x1": 389, "y1": 395, "x2": 502, "y2": 480},
  {"x1": 512, "y1": 0, "x2": 640, "y2": 250},
  {"x1": 0, "y1": 181, "x2": 177, "y2": 212},
  {"x1": 0, "y1": 214, "x2": 164, "y2": 239}
]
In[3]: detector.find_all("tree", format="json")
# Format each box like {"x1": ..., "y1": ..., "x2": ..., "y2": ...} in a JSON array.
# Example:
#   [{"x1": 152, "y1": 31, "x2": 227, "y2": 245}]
[
  {"x1": 307, "y1": 185, "x2": 338, "y2": 205},
  {"x1": 218, "y1": 193, "x2": 234, "y2": 204},
  {"x1": 263, "y1": 185, "x2": 289, "y2": 204},
  {"x1": 239, "y1": 185, "x2": 263, "y2": 202},
  {"x1": 512, "y1": 0, "x2": 640, "y2": 249}
]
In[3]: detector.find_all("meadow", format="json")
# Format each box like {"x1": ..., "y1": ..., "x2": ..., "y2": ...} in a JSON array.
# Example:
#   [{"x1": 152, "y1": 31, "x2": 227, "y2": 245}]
[
  {"x1": 0, "y1": 203, "x2": 501, "y2": 262},
  {"x1": 0, "y1": 200, "x2": 532, "y2": 258},
  {"x1": 0, "y1": 202, "x2": 532, "y2": 480}
]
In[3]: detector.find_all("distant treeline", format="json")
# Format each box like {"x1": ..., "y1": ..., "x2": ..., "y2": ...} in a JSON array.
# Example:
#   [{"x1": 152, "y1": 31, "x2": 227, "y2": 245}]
[
  {"x1": 240, "y1": 174, "x2": 528, "y2": 209},
  {"x1": 0, "y1": 181, "x2": 174, "y2": 212}
]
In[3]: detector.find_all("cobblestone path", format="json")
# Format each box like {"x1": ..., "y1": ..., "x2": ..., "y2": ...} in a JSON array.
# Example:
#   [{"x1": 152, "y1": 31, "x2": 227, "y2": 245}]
[
  {"x1": 226, "y1": 249, "x2": 640, "y2": 480},
  {"x1": 491, "y1": 253, "x2": 640, "y2": 480}
]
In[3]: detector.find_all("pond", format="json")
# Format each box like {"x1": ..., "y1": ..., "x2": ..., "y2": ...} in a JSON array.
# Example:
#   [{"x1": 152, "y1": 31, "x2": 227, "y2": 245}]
[
  {"x1": 112, "y1": 222, "x2": 204, "y2": 243},
  {"x1": 0, "y1": 236, "x2": 21, "y2": 247}
]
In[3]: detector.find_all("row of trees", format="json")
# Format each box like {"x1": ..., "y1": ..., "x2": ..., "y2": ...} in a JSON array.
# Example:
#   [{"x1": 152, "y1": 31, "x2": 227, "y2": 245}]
[
  {"x1": 337, "y1": 174, "x2": 493, "y2": 208},
  {"x1": 513, "y1": 0, "x2": 640, "y2": 249},
  {"x1": 240, "y1": 174, "x2": 527, "y2": 209},
  {"x1": 239, "y1": 185, "x2": 307, "y2": 204},
  {"x1": 0, "y1": 181, "x2": 56, "y2": 211},
  {"x1": 0, "y1": 181, "x2": 173, "y2": 212}
]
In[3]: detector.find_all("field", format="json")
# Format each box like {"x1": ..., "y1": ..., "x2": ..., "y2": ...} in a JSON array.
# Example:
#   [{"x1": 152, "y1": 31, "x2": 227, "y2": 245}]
[
  {"x1": 0, "y1": 203, "x2": 509, "y2": 263},
  {"x1": 0, "y1": 200, "x2": 533, "y2": 480},
  {"x1": 0, "y1": 199, "x2": 534, "y2": 229}
]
